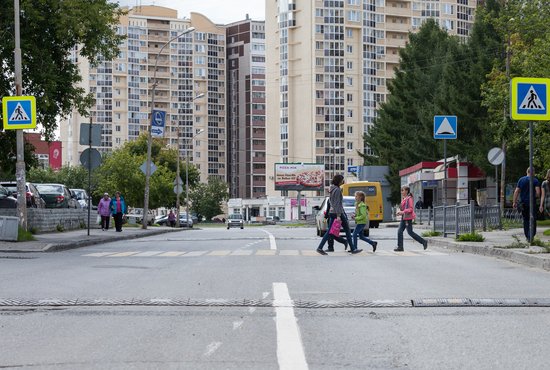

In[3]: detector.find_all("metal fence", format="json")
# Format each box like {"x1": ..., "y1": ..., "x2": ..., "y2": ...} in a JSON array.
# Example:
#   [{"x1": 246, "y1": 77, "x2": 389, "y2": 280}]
[{"x1": 415, "y1": 204, "x2": 504, "y2": 236}]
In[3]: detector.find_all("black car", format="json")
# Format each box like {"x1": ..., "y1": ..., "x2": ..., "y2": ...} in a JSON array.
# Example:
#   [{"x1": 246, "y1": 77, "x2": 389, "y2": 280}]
[
  {"x1": 0, "y1": 181, "x2": 46, "y2": 208},
  {"x1": 0, "y1": 185, "x2": 17, "y2": 208},
  {"x1": 35, "y1": 183, "x2": 80, "y2": 209}
]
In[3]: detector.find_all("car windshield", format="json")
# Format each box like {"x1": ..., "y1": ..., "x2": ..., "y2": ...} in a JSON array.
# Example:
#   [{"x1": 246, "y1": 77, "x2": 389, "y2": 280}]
[
  {"x1": 229, "y1": 214, "x2": 242, "y2": 220},
  {"x1": 36, "y1": 184, "x2": 63, "y2": 193},
  {"x1": 343, "y1": 198, "x2": 356, "y2": 207}
]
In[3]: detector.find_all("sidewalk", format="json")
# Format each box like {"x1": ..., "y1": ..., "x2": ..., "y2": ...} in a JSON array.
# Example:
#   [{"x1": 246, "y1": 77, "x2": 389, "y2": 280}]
[
  {"x1": 408, "y1": 222, "x2": 550, "y2": 272},
  {"x1": 0, "y1": 226, "x2": 182, "y2": 253}
]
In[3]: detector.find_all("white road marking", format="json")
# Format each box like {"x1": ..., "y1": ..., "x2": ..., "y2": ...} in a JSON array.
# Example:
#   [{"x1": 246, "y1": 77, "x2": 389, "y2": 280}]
[
  {"x1": 203, "y1": 341, "x2": 222, "y2": 357},
  {"x1": 261, "y1": 229, "x2": 278, "y2": 250},
  {"x1": 262, "y1": 292, "x2": 270, "y2": 299},
  {"x1": 233, "y1": 321, "x2": 243, "y2": 330},
  {"x1": 273, "y1": 282, "x2": 308, "y2": 370},
  {"x1": 249, "y1": 307, "x2": 256, "y2": 314}
]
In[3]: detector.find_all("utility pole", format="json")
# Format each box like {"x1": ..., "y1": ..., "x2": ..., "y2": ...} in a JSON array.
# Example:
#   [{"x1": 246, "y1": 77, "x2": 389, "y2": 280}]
[{"x1": 14, "y1": 0, "x2": 27, "y2": 230}]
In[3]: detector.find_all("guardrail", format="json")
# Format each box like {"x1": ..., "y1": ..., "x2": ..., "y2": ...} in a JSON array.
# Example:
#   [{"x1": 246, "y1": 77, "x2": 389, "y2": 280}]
[{"x1": 430, "y1": 204, "x2": 502, "y2": 236}]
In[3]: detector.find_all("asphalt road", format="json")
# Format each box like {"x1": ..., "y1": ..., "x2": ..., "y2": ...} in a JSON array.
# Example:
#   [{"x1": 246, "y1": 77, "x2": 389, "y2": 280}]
[{"x1": 1, "y1": 225, "x2": 549, "y2": 369}]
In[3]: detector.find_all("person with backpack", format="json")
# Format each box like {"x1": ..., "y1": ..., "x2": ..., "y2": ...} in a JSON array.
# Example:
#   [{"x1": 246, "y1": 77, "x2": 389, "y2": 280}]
[{"x1": 351, "y1": 191, "x2": 377, "y2": 252}]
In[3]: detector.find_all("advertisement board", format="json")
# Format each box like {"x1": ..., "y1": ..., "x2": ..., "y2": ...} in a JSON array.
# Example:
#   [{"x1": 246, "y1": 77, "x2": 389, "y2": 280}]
[{"x1": 274, "y1": 163, "x2": 325, "y2": 191}]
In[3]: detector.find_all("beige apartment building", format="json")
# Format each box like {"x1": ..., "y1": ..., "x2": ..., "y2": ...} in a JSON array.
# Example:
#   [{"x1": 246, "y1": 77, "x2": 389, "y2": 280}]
[
  {"x1": 60, "y1": 6, "x2": 227, "y2": 182},
  {"x1": 265, "y1": 0, "x2": 479, "y2": 196}
]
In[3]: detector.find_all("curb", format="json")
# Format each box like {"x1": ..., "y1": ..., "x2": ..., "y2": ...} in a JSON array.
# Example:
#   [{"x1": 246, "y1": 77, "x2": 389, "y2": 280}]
[
  {"x1": 428, "y1": 238, "x2": 550, "y2": 272},
  {"x1": 43, "y1": 228, "x2": 184, "y2": 252}
]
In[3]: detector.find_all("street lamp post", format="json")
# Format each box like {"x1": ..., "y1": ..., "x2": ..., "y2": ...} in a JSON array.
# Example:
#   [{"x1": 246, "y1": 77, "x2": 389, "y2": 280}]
[
  {"x1": 184, "y1": 129, "x2": 205, "y2": 226},
  {"x1": 175, "y1": 94, "x2": 204, "y2": 227},
  {"x1": 142, "y1": 26, "x2": 195, "y2": 229}
]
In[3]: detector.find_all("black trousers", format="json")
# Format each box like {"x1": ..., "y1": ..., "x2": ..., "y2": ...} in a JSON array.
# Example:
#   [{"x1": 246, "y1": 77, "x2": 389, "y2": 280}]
[
  {"x1": 100, "y1": 215, "x2": 110, "y2": 230},
  {"x1": 113, "y1": 212, "x2": 124, "y2": 232}
]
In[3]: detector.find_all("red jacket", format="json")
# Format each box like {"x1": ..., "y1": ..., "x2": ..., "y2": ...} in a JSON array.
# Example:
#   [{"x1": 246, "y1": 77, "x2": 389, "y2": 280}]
[{"x1": 400, "y1": 195, "x2": 416, "y2": 221}]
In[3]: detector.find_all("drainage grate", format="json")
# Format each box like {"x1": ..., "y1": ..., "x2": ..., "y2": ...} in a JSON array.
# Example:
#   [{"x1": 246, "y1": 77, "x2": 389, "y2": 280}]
[{"x1": 0, "y1": 298, "x2": 548, "y2": 308}]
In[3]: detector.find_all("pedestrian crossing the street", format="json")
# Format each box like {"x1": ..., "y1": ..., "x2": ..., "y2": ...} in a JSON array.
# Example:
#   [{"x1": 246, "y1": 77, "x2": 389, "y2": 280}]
[{"x1": 82, "y1": 250, "x2": 448, "y2": 258}]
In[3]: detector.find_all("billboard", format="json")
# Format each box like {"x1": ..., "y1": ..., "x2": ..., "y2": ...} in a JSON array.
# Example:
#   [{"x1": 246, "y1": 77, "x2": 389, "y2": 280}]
[{"x1": 274, "y1": 163, "x2": 325, "y2": 191}]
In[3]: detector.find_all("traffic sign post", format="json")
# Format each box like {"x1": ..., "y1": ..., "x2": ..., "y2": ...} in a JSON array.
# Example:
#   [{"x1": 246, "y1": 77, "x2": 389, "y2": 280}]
[
  {"x1": 434, "y1": 115, "x2": 458, "y2": 237},
  {"x1": 510, "y1": 78, "x2": 550, "y2": 243},
  {"x1": 2, "y1": 96, "x2": 36, "y2": 130},
  {"x1": 151, "y1": 110, "x2": 166, "y2": 137},
  {"x1": 487, "y1": 147, "x2": 505, "y2": 206}
]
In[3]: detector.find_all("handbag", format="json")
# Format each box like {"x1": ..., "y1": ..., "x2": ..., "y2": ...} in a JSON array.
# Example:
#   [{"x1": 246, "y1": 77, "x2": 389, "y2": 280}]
[
  {"x1": 96, "y1": 215, "x2": 102, "y2": 225},
  {"x1": 329, "y1": 218, "x2": 342, "y2": 236}
]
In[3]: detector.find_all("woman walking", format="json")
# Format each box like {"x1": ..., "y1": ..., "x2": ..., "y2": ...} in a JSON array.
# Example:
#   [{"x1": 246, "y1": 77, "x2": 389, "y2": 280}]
[
  {"x1": 395, "y1": 186, "x2": 427, "y2": 252},
  {"x1": 97, "y1": 193, "x2": 111, "y2": 231},
  {"x1": 352, "y1": 191, "x2": 377, "y2": 252},
  {"x1": 316, "y1": 174, "x2": 362, "y2": 255},
  {"x1": 110, "y1": 191, "x2": 127, "y2": 232},
  {"x1": 540, "y1": 169, "x2": 550, "y2": 219}
]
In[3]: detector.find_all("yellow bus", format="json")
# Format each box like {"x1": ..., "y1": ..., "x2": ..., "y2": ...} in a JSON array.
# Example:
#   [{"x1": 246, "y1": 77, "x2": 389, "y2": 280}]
[{"x1": 341, "y1": 181, "x2": 384, "y2": 228}]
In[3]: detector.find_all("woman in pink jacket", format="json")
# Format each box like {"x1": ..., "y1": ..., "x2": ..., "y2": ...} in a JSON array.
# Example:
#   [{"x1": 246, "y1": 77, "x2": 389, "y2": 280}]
[
  {"x1": 97, "y1": 193, "x2": 111, "y2": 231},
  {"x1": 395, "y1": 185, "x2": 427, "y2": 252}
]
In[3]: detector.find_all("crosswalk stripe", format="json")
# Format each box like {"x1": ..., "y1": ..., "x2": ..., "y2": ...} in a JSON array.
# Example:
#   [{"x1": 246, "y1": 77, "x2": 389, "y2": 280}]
[
  {"x1": 182, "y1": 251, "x2": 207, "y2": 257},
  {"x1": 158, "y1": 251, "x2": 186, "y2": 257},
  {"x1": 82, "y1": 249, "x2": 449, "y2": 257},
  {"x1": 107, "y1": 252, "x2": 140, "y2": 257},
  {"x1": 133, "y1": 251, "x2": 165, "y2": 257},
  {"x1": 231, "y1": 250, "x2": 254, "y2": 256}
]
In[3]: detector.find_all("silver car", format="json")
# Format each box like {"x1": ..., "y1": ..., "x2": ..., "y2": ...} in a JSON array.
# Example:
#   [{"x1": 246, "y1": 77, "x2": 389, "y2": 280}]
[{"x1": 314, "y1": 196, "x2": 369, "y2": 237}]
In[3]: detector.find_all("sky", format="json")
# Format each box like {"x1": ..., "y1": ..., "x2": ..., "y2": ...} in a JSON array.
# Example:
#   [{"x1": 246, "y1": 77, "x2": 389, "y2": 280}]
[{"x1": 115, "y1": 0, "x2": 265, "y2": 24}]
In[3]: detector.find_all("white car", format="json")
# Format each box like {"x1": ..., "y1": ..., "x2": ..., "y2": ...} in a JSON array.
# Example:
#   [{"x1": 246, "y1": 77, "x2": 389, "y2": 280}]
[
  {"x1": 313, "y1": 196, "x2": 369, "y2": 237},
  {"x1": 227, "y1": 214, "x2": 244, "y2": 229}
]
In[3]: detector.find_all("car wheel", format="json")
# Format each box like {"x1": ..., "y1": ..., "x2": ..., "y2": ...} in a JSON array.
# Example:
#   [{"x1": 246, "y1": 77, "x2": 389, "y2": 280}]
[
  {"x1": 227, "y1": 226, "x2": 230, "y2": 230},
  {"x1": 240, "y1": 226, "x2": 244, "y2": 229}
]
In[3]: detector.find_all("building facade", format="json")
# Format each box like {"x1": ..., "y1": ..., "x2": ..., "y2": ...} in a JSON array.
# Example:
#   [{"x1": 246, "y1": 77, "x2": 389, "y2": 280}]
[
  {"x1": 226, "y1": 18, "x2": 267, "y2": 199},
  {"x1": 60, "y1": 6, "x2": 227, "y2": 182},
  {"x1": 265, "y1": 0, "x2": 480, "y2": 196}
]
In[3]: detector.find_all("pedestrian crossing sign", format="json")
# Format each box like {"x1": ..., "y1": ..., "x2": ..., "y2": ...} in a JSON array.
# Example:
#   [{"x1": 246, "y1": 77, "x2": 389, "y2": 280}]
[
  {"x1": 511, "y1": 77, "x2": 550, "y2": 121},
  {"x1": 2, "y1": 96, "x2": 37, "y2": 130}
]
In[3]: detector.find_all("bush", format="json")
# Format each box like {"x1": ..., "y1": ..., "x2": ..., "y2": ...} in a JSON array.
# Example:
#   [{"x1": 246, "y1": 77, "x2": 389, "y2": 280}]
[
  {"x1": 456, "y1": 232, "x2": 484, "y2": 242},
  {"x1": 56, "y1": 224, "x2": 64, "y2": 232},
  {"x1": 422, "y1": 230, "x2": 441, "y2": 237}
]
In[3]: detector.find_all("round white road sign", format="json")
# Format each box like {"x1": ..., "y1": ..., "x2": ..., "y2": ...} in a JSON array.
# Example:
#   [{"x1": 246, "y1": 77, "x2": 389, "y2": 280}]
[{"x1": 487, "y1": 147, "x2": 504, "y2": 166}]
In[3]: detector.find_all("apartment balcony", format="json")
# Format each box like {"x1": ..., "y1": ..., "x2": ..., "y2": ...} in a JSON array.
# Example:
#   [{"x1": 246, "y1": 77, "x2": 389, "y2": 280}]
[
  {"x1": 252, "y1": 156, "x2": 265, "y2": 163},
  {"x1": 147, "y1": 46, "x2": 170, "y2": 55},
  {"x1": 385, "y1": 21, "x2": 411, "y2": 32},
  {"x1": 252, "y1": 180, "x2": 265, "y2": 187},
  {"x1": 149, "y1": 58, "x2": 170, "y2": 67},
  {"x1": 147, "y1": 34, "x2": 168, "y2": 42},
  {"x1": 252, "y1": 144, "x2": 265, "y2": 151},
  {"x1": 385, "y1": 37, "x2": 407, "y2": 48},
  {"x1": 384, "y1": 52, "x2": 401, "y2": 64},
  {"x1": 384, "y1": 5, "x2": 411, "y2": 17},
  {"x1": 147, "y1": 22, "x2": 170, "y2": 30},
  {"x1": 252, "y1": 167, "x2": 266, "y2": 175}
]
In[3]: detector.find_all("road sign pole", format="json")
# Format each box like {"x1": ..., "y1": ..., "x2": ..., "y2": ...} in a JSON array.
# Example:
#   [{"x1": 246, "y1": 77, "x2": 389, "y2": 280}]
[
  {"x1": 443, "y1": 140, "x2": 447, "y2": 238},
  {"x1": 529, "y1": 121, "x2": 534, "y2": 244},
  {"x1": 14, "y1": 0, "x2": 27, "y2": 230},
  {"x1": 87, "y1": 115, "x2": 92, "y2": 236}
]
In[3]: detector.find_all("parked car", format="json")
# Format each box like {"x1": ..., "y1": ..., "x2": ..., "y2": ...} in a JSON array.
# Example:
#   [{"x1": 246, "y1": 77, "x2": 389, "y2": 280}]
[
  {"x1": 0, "y1": 185, "x2": 17, "y2": 208},
  {"x1": 70, "y1": 188, "x2": 96, "y2": 209},
  {"x1": 313, "y1": 196, "x2": 369, "y2": 237},
  {"x1": 127, "y1": 208, "x2": 155, "y2": 225},
  {"x1": 0, "y1": 181, "x2": 46, "y2": 208},
  {"x1": 227, "y1": 213, "x2": 244, "y2": 229},
  {"x1": 35, "y1": 183, "x2": 79, "y2": 209},
  {"x1": 156, "y1": 214, "x2": 193, "y2": 228}
]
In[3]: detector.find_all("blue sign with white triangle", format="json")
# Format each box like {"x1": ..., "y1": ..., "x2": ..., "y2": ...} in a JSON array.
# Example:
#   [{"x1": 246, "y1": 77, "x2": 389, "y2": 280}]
[{"x1": 433, "y1": 115, "x2": 457, "y2": 140}]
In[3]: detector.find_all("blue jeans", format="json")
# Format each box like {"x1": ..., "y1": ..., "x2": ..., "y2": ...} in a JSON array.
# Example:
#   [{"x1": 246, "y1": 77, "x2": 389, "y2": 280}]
[
  {"x1": 352, "y1": 223, "x2": 375, "y2": 249},
  {"x1": 397, "y1": 219, "x2": 425, "y2": 248},
  {"x1": 317, "y1": 213, "x2": 356, "y2": 251}
]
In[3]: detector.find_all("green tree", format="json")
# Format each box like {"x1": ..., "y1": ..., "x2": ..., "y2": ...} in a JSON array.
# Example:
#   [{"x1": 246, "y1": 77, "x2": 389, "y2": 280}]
[
  {"x1": 364, "y1": 18, "x2": 500, "y2": 203},
  {"x1": 94, "y1": 133, "x2": 201, "y2": 209},
  {"x1": 190, "y1": 177, "x2": 229, "y2": 220},
  {"x1": 480, "y1": 0, "x2": 550, "y2": 179},
  {"x1": 0, "y1": 0, "x2": 124, "y2": 168}
]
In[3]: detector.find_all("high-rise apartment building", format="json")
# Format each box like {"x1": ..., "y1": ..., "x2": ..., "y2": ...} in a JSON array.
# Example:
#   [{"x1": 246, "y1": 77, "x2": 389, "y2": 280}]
[
  {"x1": 226, "y1": 18, "x2": 266, "y2": 199},
  {"x1": 60, "y1": 6, "x2": 227, "y2": 182},
  {"x1": 265, "y1": 0, "x2": 479, "y2": 196}
]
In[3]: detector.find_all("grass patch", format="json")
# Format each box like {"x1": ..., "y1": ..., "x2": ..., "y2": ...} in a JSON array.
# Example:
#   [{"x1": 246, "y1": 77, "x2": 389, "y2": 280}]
[
  {"x1": 17, "y1": 227, "x2": 36, "y2": 242},
  {"x1": 422, "y1": 230, "x2": 442, "y2": 237},
  {"x1": 501, "y1": 218, "x2": 522, "y2": 230},
  {"x1": 544, "y1": 229, "x2": 550, "y2": 236},
  {"x1": 538, "y1": 219, "x2": 550, "y2": 227},
  {"x1": 456, "y1": 232, "x2": 485, "y2": 242}
]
